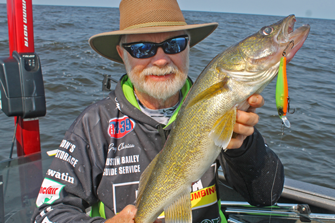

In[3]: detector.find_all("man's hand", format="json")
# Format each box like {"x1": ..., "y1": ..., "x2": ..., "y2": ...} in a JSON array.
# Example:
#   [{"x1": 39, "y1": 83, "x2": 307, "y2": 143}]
[
  {"x1": 105, "y1": 205, "x2": 137, "y2": 223},
  {"x1": 104, "y1": 205, "x2": 162, "y2": 223},
  {"x1": 226, "y1": 94, "x2": 264, "y2": 149}
]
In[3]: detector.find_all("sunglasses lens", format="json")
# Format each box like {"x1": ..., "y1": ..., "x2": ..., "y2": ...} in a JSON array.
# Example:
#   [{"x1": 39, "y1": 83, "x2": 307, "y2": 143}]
[
  {"x1": 163, "y1": 37, "x2": 188, "y2": 54},
  {"x1": 129, "y1": 43, "x2": 156, "y2": 58},
  {"x1": 123, "y1": 36, "x2": 188, "y2": 59}
]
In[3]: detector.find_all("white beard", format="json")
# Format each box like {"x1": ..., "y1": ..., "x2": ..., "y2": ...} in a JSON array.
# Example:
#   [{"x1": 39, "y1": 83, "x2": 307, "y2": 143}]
[{"x1": 123, "y1": 50, "x2": 189, "y2": 101}]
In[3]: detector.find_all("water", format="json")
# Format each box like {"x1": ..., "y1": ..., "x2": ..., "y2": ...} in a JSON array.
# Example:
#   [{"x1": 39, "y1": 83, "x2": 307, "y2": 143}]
[{"x1": 0, "y1": 4, "x2": 334, "y2": 189}]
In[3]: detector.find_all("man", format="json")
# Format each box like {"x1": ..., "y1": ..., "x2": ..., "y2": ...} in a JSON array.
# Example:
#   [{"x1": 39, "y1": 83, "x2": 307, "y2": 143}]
[{"x1": 33, "y1": 0, "x2": 284, "y2": 223}]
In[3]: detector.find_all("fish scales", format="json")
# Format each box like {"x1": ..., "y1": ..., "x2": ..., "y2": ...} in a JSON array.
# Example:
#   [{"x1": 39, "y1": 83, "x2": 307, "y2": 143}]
[{"x1": 135, "y1": 15, "x2": 310, "y2": 223}]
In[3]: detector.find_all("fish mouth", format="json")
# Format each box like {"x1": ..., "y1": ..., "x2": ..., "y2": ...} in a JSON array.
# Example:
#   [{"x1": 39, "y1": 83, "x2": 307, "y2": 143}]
[{"x1": 280, "y1": 15, "x2": 310, "y2": 62}]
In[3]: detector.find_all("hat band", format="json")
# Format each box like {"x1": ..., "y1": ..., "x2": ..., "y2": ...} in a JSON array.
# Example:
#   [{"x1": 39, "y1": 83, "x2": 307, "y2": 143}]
[{"x1": 124, "y1": 21, "x2": 188, "y2": 30}]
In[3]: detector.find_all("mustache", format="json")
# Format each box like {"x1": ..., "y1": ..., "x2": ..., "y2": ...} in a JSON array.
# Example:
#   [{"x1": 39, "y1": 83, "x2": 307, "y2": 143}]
[{"x1": 140, "y1": 65, "x2": 179, "y2": 77}]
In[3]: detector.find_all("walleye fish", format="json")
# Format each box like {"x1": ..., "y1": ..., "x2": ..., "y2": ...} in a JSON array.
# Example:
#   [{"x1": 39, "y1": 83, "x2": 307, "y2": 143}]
[{"x1": 135, "y1": 15, "x2": 310, "y2": 223}]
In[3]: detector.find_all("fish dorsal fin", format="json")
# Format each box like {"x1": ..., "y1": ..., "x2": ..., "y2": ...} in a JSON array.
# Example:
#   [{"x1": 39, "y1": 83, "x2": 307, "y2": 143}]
[
  {"x1": 209, "y1": 108, "x2": 236, "y2": 149},
  {"x1": 186, "y1": 78, "x2": 229, "y2": 109},
  {"x1": 136, "y1": 152, "x2": 160, "y2": 206},
  {"x1": 164, "y1": 190, "x2": 192, "y2": 223}
]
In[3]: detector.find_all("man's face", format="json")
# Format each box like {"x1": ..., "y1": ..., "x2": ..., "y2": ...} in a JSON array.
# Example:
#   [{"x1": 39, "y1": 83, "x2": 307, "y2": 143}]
[{"x1": 117, "y1": 31, "x2": 189, "y2": 101}]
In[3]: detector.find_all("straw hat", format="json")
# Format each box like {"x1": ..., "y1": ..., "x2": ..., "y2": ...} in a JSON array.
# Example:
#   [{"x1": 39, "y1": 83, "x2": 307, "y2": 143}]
[{"x1": 89, "y1": 0, "x2": 218, "y2": 63}]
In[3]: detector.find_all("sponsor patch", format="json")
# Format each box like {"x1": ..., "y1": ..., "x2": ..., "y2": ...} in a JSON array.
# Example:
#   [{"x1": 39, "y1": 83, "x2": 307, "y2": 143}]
[
  {"x1": 36, "y1": 178, "x2": 65, "y2": 207},
  {"x1": 59, "y1": 139, "x2": 76, "y2": 152},
  {"x1": 55, "y1": 150, "x2": 79, "y2": 167},
  {"x1": 108, "y1": 116, "x2": 136, "y2": 138},
  {"x1": 46, "y1": 169, "x2": 75, "y2": 184}
]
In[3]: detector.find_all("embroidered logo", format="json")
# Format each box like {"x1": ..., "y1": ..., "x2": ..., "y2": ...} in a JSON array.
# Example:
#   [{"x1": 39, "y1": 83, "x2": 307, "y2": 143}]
[
  {"x1": 36, "y1": 178, "x2": 65, "y2": 207},
  {"x1": 108, "y1": 116, "x2": 136, "y2": 138}
]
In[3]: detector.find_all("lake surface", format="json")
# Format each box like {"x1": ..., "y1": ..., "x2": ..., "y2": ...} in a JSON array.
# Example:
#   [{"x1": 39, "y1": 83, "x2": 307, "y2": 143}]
[{"x1": 0, "y1": 4, "x2": 334, "y2": 189}]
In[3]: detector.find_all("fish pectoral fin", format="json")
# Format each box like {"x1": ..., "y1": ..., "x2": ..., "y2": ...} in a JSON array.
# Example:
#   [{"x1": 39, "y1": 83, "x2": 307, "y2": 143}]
[
  {"x1": 209, "y1": 108, "x2": 236, "y2": 149},
  {"x1": 164, "y1": 190, "x2": 192, "y2": 223},
  {"x1": 136, "y1": 152, "x2": 160, "y2": 206},
  {"x1": 186, "y1": 78, "x2": 229, "y2": 109}
]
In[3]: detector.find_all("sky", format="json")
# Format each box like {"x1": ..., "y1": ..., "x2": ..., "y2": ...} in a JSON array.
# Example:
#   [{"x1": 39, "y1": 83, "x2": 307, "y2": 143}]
[{"x1": 0, "y1": 0, "x2": 334, "y2": 20}]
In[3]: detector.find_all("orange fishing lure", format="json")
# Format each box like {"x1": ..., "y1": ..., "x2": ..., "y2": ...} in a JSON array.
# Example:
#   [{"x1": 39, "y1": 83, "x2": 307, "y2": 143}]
[{"x1": 276, "y1": 56, "x2": 291, "y2": 128}]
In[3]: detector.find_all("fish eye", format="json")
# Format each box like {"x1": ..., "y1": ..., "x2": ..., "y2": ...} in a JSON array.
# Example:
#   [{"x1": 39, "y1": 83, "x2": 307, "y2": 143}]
[{"x1": 262, "y1": 26, "x2": 273, "y2": 35}]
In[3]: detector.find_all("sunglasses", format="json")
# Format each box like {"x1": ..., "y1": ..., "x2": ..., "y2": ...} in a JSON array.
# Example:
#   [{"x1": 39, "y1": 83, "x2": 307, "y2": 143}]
[{"x1": 122, "y1": 35, "x2": 189, "y2": 59}]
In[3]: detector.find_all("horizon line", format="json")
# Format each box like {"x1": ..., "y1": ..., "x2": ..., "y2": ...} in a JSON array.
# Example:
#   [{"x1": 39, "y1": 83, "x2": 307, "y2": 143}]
[{"x1": 0, "y1": 2, "x2": 333, "y2": 21}]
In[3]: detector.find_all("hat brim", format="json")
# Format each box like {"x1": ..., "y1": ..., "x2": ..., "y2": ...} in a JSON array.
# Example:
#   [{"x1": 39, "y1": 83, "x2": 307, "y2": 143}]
[{"x1": 89, "y1": 22, "x2": 218, "y2": 63}]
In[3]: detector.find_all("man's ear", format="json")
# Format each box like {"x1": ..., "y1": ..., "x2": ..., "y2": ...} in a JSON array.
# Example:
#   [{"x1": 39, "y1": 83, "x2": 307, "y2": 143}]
[{"x1": 116, "y1": 45, "x2": 124, "y2": 61}]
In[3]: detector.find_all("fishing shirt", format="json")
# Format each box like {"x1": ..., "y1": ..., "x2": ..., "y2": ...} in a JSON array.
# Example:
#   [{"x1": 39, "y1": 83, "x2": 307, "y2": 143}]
[
  {"x1": 32, "y1": 74, "x2": 284, "y2": 223},
  {"x1": 136, "y1": 91, "x2": 182, "y2": 125}
]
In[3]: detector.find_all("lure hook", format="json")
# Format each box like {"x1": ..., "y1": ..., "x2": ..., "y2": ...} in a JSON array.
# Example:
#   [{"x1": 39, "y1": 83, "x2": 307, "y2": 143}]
[
  {"x1": 282, "y1": 40, "x2": 295, "y2": 57},
  {"x1": 287, "y1": 97, "x2": 295, "y2": 114}
]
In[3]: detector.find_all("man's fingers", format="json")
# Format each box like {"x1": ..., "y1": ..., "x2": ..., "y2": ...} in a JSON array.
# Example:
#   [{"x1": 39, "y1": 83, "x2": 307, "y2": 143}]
[
  {"x1": 247, "y1": 94, "x2": 264, "y2": 108},
  {"x1": 123, "y1": 204, "x2": 137, "y2": 216},
  {"x1": 247, "y1": 106, "x2": 256, "y2": 113},
  {"x1": 233, "y1": 122, "x2": 254, "y2": 136},
  {"x1": 236, "y1": 110, "x2": 259, "y2": 127},
  {"x1": 225, "y1": 94, "x2": 262, "y2": 150},
  {"x1": 104, "y1": 205, "x2": 137, "y2": 223},
  {"x1": 226, "y1": 109, "x2": 258, "y2": 150},
  {"x1": 227, "y1": 134, "x2": 246, "y2": 149}
]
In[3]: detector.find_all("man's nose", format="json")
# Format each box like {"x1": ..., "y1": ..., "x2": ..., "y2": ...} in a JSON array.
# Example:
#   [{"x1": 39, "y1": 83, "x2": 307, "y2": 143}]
[{"x1": 151, "y1": 47, "x2": 171, "y2": 67}]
